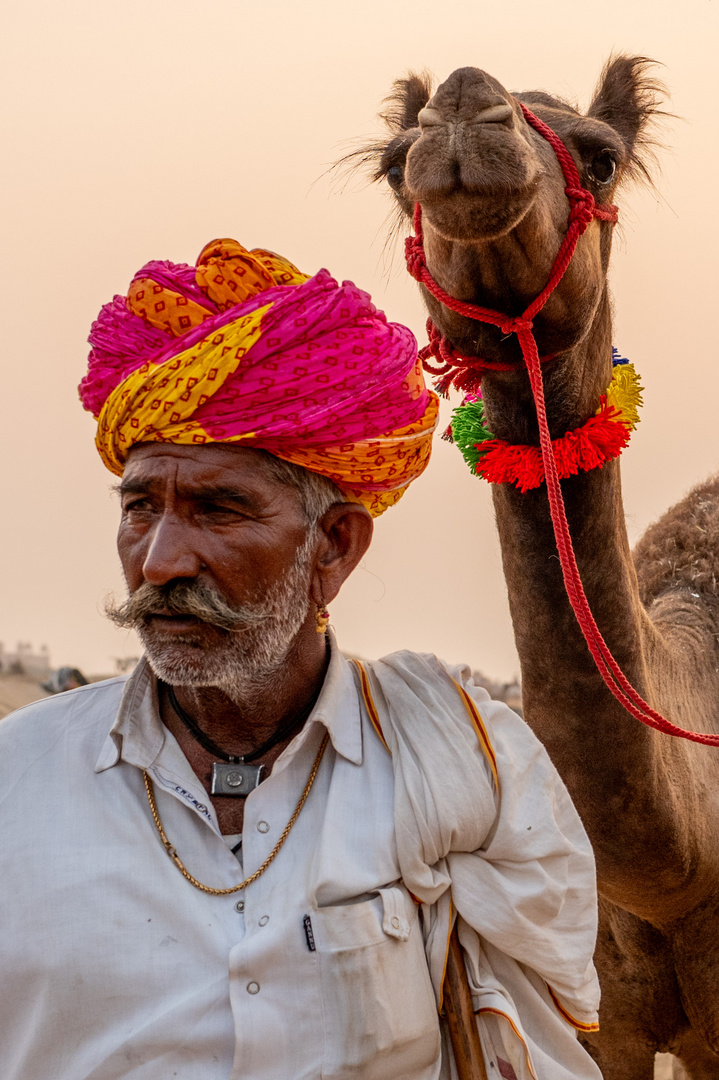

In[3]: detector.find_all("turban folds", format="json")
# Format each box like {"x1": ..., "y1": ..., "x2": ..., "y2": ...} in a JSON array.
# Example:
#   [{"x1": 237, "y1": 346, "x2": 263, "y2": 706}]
[{"x1": 80, "y1": 239, "x2": 439, "y2": 516}]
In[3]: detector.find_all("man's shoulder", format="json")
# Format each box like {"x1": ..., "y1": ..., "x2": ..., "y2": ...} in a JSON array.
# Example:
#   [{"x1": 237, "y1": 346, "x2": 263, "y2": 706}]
[
  {"x1": 371, "y1": 647, "x2": 454, "y2": 672},
  {"x1": 0, "y1": 677, "x2": 128, "y2": 751},
  {"x1": 369, "y1": 647, "x2": 488, "y2": 699},
  {"x1": 361, "y1": 646, "x2": 534, "y2": 754}
]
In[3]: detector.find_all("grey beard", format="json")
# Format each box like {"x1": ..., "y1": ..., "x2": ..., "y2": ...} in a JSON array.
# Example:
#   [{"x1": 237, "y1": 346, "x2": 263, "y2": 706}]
[{"x1": 106, "y1": 533, "x2": 316, "y2": 703}]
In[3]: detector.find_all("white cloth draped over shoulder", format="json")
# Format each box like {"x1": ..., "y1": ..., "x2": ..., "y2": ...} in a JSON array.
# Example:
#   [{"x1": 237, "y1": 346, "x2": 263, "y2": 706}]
[{"x1": 357, "y1": 652, "x2": 602, "y2": 1080}]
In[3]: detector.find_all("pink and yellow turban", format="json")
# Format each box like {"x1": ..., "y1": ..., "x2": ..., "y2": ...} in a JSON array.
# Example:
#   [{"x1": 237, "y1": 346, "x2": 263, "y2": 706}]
[{"x1": 80, "y1": 238, "x2": 439, "y2": 516}]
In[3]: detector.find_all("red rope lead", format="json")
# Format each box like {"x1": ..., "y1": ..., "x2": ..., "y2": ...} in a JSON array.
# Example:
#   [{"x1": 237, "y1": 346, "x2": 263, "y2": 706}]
[
  {"x1": 522, "y1": 331, "x2": 719, "y2": 746},
  {"x1": 407, "y1": 103, "x2": 719, "y2": 747}
]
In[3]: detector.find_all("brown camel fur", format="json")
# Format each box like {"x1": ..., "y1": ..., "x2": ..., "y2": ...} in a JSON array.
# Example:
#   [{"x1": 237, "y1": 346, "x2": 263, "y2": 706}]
[{"x1": 356, "y1": 59, "x2": 719, "y2": 1079}]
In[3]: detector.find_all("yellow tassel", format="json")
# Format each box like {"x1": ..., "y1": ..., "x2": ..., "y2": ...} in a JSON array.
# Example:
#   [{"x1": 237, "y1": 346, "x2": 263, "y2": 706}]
[{"x1": 602, "y1": 363, "x2": 644, "y2": 430}]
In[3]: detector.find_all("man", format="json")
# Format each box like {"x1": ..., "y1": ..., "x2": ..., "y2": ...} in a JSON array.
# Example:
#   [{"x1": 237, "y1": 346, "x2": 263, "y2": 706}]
[{"x1": 0, "y1": 239, "x2": 601, "y2": 1080}]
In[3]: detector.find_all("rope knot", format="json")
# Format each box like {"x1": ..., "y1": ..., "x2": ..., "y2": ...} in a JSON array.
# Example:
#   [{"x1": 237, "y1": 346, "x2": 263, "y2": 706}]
[
  {"x1": 565, "y1": 187, "x2": 596, "y2": 233},
  {"x1": 499, "y1": 315, "x2": 533, "y2": 336},
  {"x1": 404, "y1": 235, "x2": 426, "y2": 281}
]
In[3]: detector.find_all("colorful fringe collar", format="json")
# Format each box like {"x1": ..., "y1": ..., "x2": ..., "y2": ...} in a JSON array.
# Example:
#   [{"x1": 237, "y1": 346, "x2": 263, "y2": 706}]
[{"x1": 450, "y1": 351, "x2": 643, "y2": 493}]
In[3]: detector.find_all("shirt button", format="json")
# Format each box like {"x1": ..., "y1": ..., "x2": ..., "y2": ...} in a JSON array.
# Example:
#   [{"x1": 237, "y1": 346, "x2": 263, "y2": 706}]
[
  {"x1": 391, "y1": 916, "x2": 401, "y2": 929},
  {"x1": 247, "y1": 981, "x2": 260, "y2": 995},
  {"x1": 235, "y1": 900, "x2": 245, "y2": 913},
  {"x1": 196, "y1": 804, "x2": 207, "y2": 813},
  {"x1": 257, "y1": 821, "x2": 270, "y2": 834},
  {"x1": 258, "y1": 915, "x2": 269, "y2": 926}
]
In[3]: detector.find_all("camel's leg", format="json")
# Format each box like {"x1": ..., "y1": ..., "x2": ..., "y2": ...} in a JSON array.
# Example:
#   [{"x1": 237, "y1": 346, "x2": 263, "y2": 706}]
[
  {"x1": 671, "y1": 892, "x2": 719, "y2": 1059},
  {"x1": 582, "y1": 1029, "x2": 657, "y2": 1080},
  {"x1": 581, "y1": 900, "x2": 684, "y2": 1080},
  {"x1": 670, "y1": 1028, "x2": 719, "y2": 1079}
]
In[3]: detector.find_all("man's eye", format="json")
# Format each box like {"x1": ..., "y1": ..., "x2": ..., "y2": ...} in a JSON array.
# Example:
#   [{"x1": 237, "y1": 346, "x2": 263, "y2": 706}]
[
  {"x1": 199, "y1": 503, "x2": 240, "y2": 517},
  {"x1": 123, "y1": 499, "x2": 153, "y2": 513}
]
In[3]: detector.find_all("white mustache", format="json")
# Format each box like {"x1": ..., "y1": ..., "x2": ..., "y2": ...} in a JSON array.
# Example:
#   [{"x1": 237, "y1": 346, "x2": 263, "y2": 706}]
[{"x1": 105, "y1": 581, "x2": 279, "y2": 633}]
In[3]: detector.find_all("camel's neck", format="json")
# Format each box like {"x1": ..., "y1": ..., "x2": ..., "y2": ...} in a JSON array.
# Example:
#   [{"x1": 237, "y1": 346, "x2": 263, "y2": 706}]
[
  {"x1": 482, "y1": 292, "x2": 630, "y2": 724},
  {"x1": 480, "y1": 292, "x2": 697, "y2": 915}
]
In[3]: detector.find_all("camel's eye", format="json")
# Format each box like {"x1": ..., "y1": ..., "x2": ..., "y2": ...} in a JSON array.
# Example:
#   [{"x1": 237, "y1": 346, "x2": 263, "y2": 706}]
[
  {"x1": 386, "y1": 164, "x2": 405, "y2": 192},
  {"x1": 587, "y1": 150, "x2": 617, "y2": 185}
]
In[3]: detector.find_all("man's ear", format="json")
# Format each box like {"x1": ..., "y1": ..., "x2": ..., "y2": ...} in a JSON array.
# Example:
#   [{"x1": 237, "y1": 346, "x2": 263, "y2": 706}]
[{"x1": 310, "y1": 503, "x2": 374, "y2": 606}]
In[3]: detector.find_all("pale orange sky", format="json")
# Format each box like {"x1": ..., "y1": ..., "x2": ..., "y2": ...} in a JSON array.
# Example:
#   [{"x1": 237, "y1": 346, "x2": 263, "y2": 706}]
[{"x1": 1, "y1": 0, "x2": 717, "y2": 679}]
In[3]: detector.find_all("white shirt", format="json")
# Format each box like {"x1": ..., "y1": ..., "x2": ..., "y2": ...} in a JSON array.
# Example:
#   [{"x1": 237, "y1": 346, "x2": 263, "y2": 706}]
[{"x1": 0, "y1": 637, "x2": 600, "y2": 1080}]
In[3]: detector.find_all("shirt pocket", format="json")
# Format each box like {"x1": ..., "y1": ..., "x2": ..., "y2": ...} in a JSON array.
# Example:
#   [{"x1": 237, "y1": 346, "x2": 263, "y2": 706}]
[{"x1": 313, "y1": 884, "x2": 441, "y2": 1080}]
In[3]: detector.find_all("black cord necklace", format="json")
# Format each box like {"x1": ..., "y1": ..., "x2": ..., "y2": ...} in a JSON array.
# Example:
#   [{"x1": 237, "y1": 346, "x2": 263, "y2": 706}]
[{"x1": 161, "y1": 681, "x2": 319, "y2": 799}]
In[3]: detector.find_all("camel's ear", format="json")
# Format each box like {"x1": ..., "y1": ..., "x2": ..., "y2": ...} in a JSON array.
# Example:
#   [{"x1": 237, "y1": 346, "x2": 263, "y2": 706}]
[
  {"x1": 331, "y1": 72, "x2": 433, "y2": 189},
  {"x1": 380, "y1": 73, "x2": 434, "y2": 133},
  {"x1": 587, "y1": 55, "x2": 667, "y2": 181}
]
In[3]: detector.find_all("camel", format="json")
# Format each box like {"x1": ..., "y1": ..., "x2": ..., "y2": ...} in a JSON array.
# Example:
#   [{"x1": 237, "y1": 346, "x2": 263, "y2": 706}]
[{"x1": 357, "y1": 58, "x2": 719, "y2": 1079}]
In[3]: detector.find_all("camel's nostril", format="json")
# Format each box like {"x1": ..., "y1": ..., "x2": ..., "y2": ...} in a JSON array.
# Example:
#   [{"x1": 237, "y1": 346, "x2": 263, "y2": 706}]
[
  {"x1": 419, "y1": 103, "x2": 513, "y2": 130},
  {"x1": 475, "y1": 103, "x2": 513, "y2": 125},
  {"x1": 417, "y1": 107, "x2": 442, "y2": 130}
]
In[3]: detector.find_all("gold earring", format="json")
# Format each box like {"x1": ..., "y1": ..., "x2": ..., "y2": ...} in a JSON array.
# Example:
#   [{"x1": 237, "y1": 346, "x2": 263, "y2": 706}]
[{"x1": 315, "y1": 605, "x2": 330, "y2": 634}]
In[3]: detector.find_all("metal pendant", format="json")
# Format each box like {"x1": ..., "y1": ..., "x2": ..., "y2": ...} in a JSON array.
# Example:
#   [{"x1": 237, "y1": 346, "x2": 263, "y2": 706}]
[{"x1": 211, "y1": 761, "x2": 264, "y2": 798}]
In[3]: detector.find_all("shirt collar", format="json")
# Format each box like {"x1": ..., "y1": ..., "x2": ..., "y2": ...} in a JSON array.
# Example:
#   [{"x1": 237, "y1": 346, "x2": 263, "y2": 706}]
[
  {"x1": 303, "y1": 630, "x2": 363, "y2": 765},
  {"x1": 94, "y1": 629, "x2": 363, "y2": 774},
  {"x1": 94, "y1": 656, "x2": 166, "y2": 773}
]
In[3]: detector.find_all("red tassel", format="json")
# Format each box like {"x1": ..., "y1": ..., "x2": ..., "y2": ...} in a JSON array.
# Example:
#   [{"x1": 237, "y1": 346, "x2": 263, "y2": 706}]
[
  {"x1": 475, "y1": 408, "x2": 632, "y2": 493},
  {"x1": 477, "y1": 441, "x2": 544, "y2": 492}
]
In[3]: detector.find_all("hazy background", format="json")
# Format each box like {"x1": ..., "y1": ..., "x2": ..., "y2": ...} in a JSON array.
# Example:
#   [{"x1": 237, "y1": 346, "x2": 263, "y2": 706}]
[{"x1": 1, "y1": 0, "x2": 717, "y2": 680}]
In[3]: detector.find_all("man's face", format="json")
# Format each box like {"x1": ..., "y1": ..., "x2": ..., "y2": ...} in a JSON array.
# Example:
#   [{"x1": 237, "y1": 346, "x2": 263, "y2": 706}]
[{"x1": 113, "y1": 442, "x2": 317, "y2": 694}]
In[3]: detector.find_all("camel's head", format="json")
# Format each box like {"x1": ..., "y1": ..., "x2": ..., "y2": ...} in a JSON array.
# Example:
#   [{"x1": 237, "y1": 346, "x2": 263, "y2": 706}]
[{"x1": 372, "y1": 58, "x2": 663, "y2": 367}]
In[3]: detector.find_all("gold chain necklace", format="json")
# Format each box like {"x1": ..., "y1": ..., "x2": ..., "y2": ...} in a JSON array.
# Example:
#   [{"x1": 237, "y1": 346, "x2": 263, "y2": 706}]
[{"x1": 143, "y1": 732, "x2": 329, "y2": 896}]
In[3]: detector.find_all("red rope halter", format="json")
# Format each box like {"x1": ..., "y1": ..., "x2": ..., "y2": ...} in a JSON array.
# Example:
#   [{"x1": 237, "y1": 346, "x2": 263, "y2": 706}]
[{"x1": 406, "y1": 104, "x2": 719, "y2": 747}]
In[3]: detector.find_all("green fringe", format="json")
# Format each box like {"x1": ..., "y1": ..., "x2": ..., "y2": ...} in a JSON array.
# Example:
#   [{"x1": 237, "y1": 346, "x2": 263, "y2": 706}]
[{"x1": 450, "y1": 399, "x2": 495, "y2": 472}]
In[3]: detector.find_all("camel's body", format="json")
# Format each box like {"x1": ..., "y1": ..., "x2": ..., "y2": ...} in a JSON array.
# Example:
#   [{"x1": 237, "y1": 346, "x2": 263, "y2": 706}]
[{"x1": 367, "y1": 60, "x2": 719, "y2": 1078}]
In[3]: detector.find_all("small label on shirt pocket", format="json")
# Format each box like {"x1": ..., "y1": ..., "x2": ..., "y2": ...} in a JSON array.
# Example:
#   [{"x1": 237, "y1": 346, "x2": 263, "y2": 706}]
[{"x1": 313, "y1": 885, "x2": 440, "y2": 1079}]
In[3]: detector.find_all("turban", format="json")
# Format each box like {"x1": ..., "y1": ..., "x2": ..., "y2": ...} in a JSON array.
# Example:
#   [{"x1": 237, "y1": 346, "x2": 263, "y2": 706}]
[{"x1": 80, "y1": 238, "x2": 439, "y2": 516}]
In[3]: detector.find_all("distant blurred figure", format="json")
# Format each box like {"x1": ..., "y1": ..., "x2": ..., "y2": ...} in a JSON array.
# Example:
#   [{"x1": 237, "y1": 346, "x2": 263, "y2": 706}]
[{"x1": 41, "y1": 666, "x2": 89, "y2": 694}]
